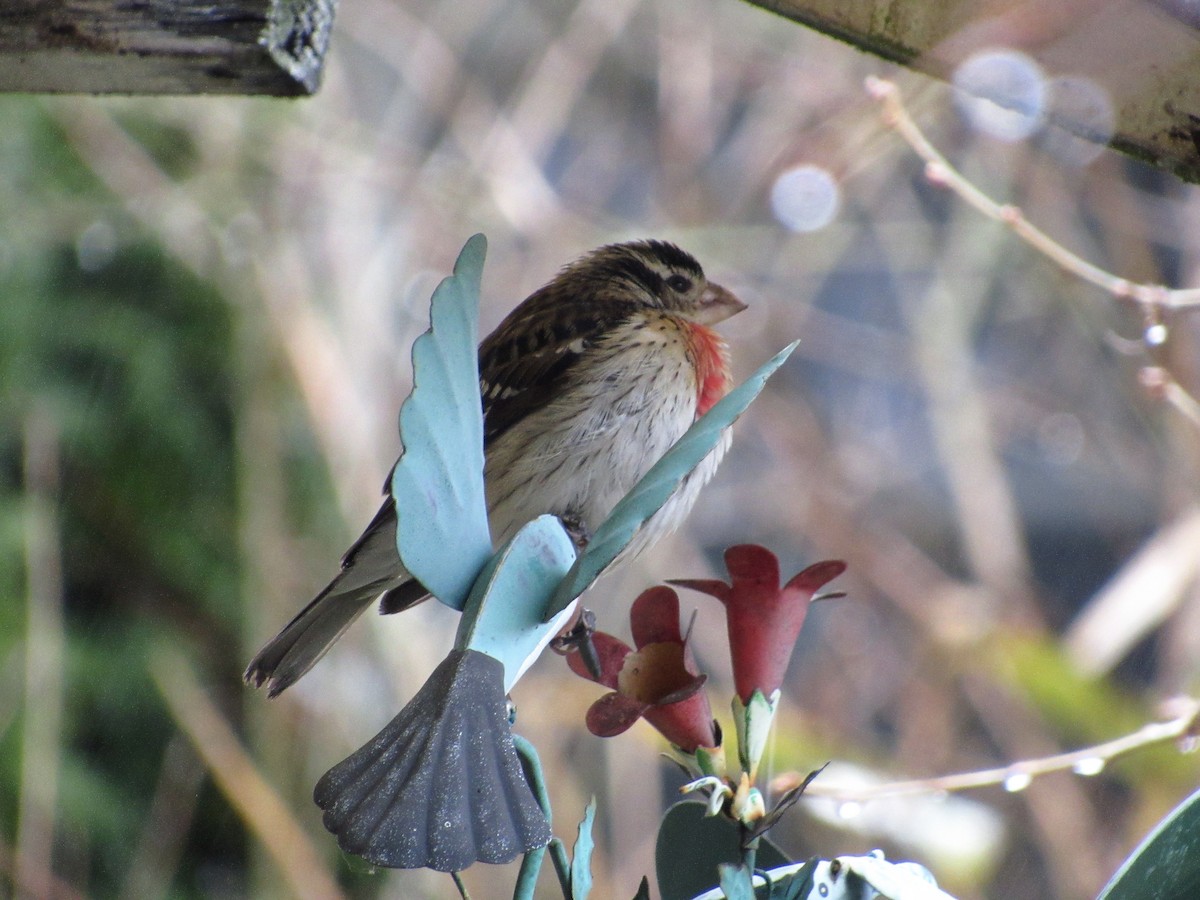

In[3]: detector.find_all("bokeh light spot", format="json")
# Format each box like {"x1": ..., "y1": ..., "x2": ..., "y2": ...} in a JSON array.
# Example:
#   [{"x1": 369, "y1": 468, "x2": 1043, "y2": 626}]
[
  {"x1": 1042, "y1": 76, "x2": 1115, "y2": 166},
  {"x1": 953, "y1": 49, "x2": 1046, "y2": 142},
  {"x1": 770, "y1": 164, "x2": 840, "y2": 232}
]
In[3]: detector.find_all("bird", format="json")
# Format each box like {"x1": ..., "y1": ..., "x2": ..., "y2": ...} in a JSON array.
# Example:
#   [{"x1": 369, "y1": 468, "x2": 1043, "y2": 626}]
[{"x1": 245, "y1": 239, "x2": 747, "y2": 698}]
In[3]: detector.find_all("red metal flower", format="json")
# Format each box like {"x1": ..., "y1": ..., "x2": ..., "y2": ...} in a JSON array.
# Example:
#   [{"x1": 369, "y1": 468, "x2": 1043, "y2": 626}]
[
  {"x1": 673, "y1": 545, "x2": 845, "y2": 703},
  {"x1": 567, "y1": 586, "x2": 718, "y2": 753}
]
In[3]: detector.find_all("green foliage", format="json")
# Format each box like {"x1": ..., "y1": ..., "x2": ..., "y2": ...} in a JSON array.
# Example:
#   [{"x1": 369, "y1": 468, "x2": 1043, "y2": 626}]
[
  {"x1": 996, "y1": 635, "x2": 1144, "y2": 743},
  {"x1": 0, "y1": 228, "x2": 239, "y2": 892},
  {"x1": 0, "y1": 238, "x2": 239, "y2": 608},
  {"x1": 0, "y1": 99, "x2": 97, "y2": 201},
  {"x1": 998, "y1": 636, "x2": 1197, "y2": 783},
  {"x1": 0, "y1": 99, "x2": 336, "y2": 898},
  {"x1": 109, "y1": 112, "x2": 200, "y2": 181}
]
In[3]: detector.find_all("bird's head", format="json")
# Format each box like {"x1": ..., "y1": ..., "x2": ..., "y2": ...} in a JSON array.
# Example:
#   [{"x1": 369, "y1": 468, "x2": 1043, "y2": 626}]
[{"x1": 570, "y1": 240, "x2": 747, "y2": 326}]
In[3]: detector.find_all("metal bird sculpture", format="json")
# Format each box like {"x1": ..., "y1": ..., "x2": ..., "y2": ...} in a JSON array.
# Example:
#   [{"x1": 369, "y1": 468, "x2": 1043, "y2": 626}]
[{"x1": 253, "y1": 235, "x2": 796, "y2": 872}]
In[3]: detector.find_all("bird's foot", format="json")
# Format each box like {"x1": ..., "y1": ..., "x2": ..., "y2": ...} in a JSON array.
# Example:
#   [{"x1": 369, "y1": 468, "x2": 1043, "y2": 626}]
[
  {"x1": 558, "y1": 512, "x2": 592, "y2": 550},
  {"x1": 551, "y1": 608, "x2": 601, "y2": 680}
]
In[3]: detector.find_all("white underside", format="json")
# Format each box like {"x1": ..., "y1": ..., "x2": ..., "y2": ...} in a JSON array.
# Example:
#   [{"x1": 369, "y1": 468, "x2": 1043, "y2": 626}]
[{"x1": 484, "y1": 314, "x2": 730, "y2": 561}]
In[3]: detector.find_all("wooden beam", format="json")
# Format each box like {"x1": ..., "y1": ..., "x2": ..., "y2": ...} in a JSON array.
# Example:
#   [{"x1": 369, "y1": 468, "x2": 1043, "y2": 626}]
[
  {"x1": 747, "y1": 0, "x2": 1200, "y2": 184},
  {"x1": 0, "y1": 0, "x2": 336, "y2": 96}
]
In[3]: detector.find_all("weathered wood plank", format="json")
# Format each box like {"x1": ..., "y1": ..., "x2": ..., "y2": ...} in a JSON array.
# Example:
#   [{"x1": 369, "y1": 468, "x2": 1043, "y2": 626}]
[
  {"x1": 748, "y1": 0, "x2": 1200, "y2": 183},
  {"x1": 0, "y1": 0, "x2": 336, "y2": 95}
]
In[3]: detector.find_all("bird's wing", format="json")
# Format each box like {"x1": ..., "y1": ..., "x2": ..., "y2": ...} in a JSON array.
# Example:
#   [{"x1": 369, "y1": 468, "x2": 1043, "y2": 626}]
[
  {"x1": 481, "y1": 346, "x2": 584, "y2": 447},
  {"x1": 479, "y1": 299, "x2": 638, "y2": 447}
]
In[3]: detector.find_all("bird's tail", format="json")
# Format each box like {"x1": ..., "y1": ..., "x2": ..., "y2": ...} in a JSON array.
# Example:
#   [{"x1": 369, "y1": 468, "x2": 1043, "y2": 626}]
[
  {"x1": 245, "y1": 499, "x2": 416, "y2": 697},
  {"x1": 244, "y1": 576, "x2": 386, "y2": 698}
]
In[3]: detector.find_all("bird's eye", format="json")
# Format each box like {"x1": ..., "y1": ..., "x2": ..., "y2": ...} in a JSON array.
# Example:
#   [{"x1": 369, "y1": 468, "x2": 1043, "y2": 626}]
[{"x1": 666, "y1": 274, "x2": 692, "y2": 292}]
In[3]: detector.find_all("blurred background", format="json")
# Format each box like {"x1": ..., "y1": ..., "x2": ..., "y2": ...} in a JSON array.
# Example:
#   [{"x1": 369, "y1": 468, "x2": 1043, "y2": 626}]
[{"x1": 3, "y1": 0, "x2": 1200, "y2": 897}]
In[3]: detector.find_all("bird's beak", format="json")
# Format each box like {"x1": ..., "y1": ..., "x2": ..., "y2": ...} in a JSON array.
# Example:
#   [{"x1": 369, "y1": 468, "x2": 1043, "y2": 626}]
[{"x1": 695, "y1": 282, "x2": 748, "y2": 325}]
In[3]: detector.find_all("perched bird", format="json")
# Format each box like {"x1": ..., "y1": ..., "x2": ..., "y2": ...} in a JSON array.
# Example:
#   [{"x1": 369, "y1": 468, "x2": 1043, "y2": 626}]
[{"x1": 245, "y1": 240, "x2": 746, "y2": 697}]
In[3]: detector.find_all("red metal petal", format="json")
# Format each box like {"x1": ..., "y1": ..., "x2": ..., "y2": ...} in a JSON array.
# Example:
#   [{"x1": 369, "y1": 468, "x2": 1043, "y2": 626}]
[
  {"x1": 785, "y1": 560, "x2": 847, "y2": 594},
  {"x1": 720, "y1": 547, "x2": 832, "y2": 703},
  {"x1": 630, "y1": 586, "x2": 683, "y2": 648},
  {"x1": 724, "y1": 544, "x2": 782, "y2": 592},
  {"x1": 656, "y1": 672, "x2": 708, "y2": 706},
  {"x1": 617, "y1": 643, "x2": 701, "y2": 703},
  {"x1": 585, "y1": 692, "x2": 648, "y2": 737},
  {"x1": 643, "y1": 690, "x2": 719, "y2": 752},
  {"x1": 726, "y1": 598, "x2": 807, "y2": 703}
]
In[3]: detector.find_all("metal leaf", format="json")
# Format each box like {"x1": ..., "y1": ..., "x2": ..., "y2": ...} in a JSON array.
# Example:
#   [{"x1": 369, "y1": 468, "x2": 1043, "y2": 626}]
[
  {"x1": 390, "y1": 233, "x2": 492, "y2": 611},
  {"x1": 747, "y1": 763, "x2": 828, "y2": 844},
  {"x1": 546, "y1": 341, "x2": 799, "y2": 619},
  {"x1": 686, "y1": 861, "x2": 817, "y2": 900},
  {"x1": 717, "y1": 864, "x2": 756, "y2": 900},
  {"x1": 1098, "y1": 785, "x2": 1200, "y2": 900},
  {"x1": 810, "y1": 854, "x2": 954, "y2": 900},
  {"x1": 654, "y1": 801, "x2": 789, "y2": 900},
  {"x1": 571, "y1": 797, "x2": 597, "y2": 900}
]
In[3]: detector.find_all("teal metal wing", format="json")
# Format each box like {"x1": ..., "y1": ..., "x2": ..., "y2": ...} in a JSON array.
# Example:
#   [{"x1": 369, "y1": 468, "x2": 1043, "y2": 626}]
[{"x1": 390, "y1": 234, "x2": 493, "y2": 611}]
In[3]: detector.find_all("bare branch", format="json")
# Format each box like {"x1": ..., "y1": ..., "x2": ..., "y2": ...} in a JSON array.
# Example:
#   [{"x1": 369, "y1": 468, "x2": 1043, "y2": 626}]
[
  {"x1": 864, "y1": 77, "x2": 1200, "y2": 311},
  {"x1": 775, "y1": 696, "x2": 1200, "y2": 803}
]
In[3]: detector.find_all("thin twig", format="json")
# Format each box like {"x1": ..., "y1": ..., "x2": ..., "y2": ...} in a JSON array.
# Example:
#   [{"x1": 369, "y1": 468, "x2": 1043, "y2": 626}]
[
  {"x1": 775, "y1": 697, "x2": 1200, "y2": 803},
  {"x1": 864, "y1": 76, "x2": 1200, "y2": 311}
]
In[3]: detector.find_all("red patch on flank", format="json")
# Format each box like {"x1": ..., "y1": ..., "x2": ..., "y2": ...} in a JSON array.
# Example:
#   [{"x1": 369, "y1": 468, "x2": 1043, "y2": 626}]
[{"x1": 685, "y1": 323, "x2": 732, "y2": 418}]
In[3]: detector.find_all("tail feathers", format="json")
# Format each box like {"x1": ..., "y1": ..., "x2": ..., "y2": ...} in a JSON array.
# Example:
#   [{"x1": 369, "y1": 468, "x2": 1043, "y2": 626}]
[
  {"x1": 244, "y1": 577, "x2": 391, "y2": 698},
  {"x1": 379, "y1": 579, "x2": 431, "y2": 615},
  {"x1": 247, "y1": 498, "x2": 415, "y2": 697}
]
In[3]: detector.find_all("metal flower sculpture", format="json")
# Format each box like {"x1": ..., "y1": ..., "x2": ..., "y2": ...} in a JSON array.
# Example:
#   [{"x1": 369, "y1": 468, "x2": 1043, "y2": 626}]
[
  {"x1": 674, "y1": 545, "x2": 846, "y2": 781},
  {"x1": 565, "y1": 544, "x2": 850, "y2": 900},
  {"x1": 674, "y1": 545, "x2": 847, "y2": 704},
  {"x1": 567, "y1": 586, "x2": 719, "y2": 754}
]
